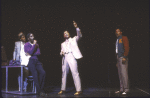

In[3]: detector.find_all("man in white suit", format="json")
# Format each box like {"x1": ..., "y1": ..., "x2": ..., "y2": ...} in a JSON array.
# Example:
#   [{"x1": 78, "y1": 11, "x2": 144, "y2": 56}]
[
  {"x1": 58, "y1": 21, "x2": 83, "y2": 95},
  {"x1": 13, "y1": 32, "x2": 29, "y2": 91}
]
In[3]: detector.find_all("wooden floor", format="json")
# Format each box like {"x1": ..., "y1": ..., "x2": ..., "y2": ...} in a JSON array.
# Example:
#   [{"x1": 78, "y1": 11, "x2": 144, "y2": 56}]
[{"x1": 1, "y1": 86, "x2": 150, "y2": 98}]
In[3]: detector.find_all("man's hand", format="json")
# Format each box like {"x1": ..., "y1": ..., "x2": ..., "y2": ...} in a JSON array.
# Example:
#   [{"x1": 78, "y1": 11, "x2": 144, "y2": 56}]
[
  {"x1": 116, "y1": 63, "x2": 118, "y2": 67},
  {"x1": 60, "y1": 51, "x2": 64, "y2": 56},
  {"x1": 73, "y1": 21, "x2": 78, "y2": 28},
  {"x1": 122, "y1": 58, "x2": 126, "y2": 64},
  {"x1": 26, "y1": 52, "x2": 31, "y2": 56},
  {"x1": 33, "y1": 40, "x2": 39, "y2": 49},
  {"x1": 33, "y1": 40, "x2": 37, "y2": 44}
]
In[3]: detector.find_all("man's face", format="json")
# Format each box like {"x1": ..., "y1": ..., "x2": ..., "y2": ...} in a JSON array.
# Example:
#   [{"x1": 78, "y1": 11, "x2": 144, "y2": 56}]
[
  {"x1": 64, "y1": 31, "x2": 70, "y2": 39},
  {"x1": 115, "y1": 29, "x2": 122, "y2": 37},
  {"x1": 28, "y1": 34, "x2": 34, "y2": 43},
  {"x1": 20, "y1": 35, "x2": 26, "y2": 42}
]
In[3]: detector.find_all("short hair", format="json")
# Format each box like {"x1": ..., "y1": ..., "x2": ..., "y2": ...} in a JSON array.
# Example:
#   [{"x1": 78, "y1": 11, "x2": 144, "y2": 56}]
[
  {"x1": 18, "y1": 32, "x2": 25, "y2": 39},
  {"x1": 116, "y1": 28, "x2": 122, "y2": 33},
  {"x1": 26, "y1": 33, "x2": 33, "y2": 40},
  {"x1": 64, "y1": 30, "x2": 69, "y2": 33}
]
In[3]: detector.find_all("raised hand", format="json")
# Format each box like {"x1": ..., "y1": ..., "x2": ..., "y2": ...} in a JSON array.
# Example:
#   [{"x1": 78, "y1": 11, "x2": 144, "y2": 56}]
[
  {"x1": 26, "y1": 52, "x2": 31, "y2": 56},
  {"x1": 73, "y1": 21, "x2": 78, "y2": 28},
  {"x1": 60, "y1": 51, "x2": 64, "y2": 56}
]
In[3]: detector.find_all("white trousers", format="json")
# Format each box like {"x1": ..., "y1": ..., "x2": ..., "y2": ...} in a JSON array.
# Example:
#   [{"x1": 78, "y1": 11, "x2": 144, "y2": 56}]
[{"x1": 61, "y1": 53, "x2": 81, "y2": 91}]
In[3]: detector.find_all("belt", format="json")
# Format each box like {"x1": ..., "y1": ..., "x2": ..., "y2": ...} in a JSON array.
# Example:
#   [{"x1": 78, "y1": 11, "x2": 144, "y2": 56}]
[{"x1": 64, "y1": 52, "x2": 72, "y2": 54}]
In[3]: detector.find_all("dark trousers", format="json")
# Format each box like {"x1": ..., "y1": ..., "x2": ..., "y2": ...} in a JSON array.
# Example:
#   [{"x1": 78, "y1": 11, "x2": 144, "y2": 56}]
[{"x1": 28, "y1": 58, "x2": 46, "y2": 93}]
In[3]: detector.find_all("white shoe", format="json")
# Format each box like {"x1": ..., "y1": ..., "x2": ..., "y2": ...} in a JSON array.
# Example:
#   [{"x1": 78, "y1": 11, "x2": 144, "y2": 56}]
[{"x1": 122, "y1": 92, "x2": 127, "y2": 95}]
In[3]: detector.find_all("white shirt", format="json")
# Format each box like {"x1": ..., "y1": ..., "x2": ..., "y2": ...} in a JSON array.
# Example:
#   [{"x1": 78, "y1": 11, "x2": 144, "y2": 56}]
[
  {"x1": 116, "y1": 39, "x2": 118, "y2": 54},
  {"x1": 20, "y1": 42, "x2": 26, "y2": 65},
  {"x1": 76, "y1": 28, "x2": 80, "y2": 31},
  {"x1": 29, "y1": 42, "x2": 34, "y2": 46},
  {"x1": 20, "y1": 42, "x2": 31, "y2": 66},
  {"x1": 65, "y1": 38, "x2": 72, "y2": 53}
]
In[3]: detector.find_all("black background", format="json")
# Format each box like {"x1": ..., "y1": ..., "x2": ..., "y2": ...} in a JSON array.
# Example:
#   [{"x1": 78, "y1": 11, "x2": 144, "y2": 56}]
[{"x1": 1, "y1": 0, "x2": 149, "y2": 90}]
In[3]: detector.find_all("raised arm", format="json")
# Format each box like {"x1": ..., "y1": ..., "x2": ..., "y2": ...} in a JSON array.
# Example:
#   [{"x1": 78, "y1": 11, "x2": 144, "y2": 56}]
[
  {"x1": 73, "y1": 21, "x2": 82, "y2": 41},
  {"x1": 24, "y1": 42, "x2": 40, "y2": 56},
  {"x1": 76, "y1": 28, "x2": 82, "y2": 41},
  {"x1": 33, "y1": 45, "x2": 41, "y2": 56}
]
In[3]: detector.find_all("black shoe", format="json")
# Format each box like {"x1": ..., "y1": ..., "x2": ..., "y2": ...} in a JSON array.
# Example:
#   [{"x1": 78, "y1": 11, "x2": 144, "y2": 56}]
[{"x1": 39, "y1": 92, "x2": 48, "y2": 97}]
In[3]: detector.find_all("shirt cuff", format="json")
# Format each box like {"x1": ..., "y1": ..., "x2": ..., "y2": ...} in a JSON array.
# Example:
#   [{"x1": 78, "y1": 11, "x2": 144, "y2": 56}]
[{"x1": 76, "y1": 28, "x2": 80, "y2": 31}]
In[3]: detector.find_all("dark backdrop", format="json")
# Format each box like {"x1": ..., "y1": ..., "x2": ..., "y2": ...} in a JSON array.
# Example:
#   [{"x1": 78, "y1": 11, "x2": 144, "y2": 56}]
[{"x1": 1, "y1": 0, "x2": 149, "y2": 89}]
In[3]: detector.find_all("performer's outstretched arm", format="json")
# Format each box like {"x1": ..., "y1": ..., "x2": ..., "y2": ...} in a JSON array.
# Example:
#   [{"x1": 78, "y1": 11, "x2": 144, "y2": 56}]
[{"x1": 73, "y1": 21, "x2": 82, "y2": 41}]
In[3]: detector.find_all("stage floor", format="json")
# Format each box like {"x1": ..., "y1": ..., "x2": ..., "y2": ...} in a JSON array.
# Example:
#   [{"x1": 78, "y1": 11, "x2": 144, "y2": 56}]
[{"x1": 2, "y1": 86, "x2": 150, "y2": 98}]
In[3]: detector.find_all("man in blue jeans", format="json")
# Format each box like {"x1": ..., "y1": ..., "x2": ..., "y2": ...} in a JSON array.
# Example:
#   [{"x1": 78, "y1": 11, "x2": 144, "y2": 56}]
[{"x1": 24, "y1": 33, "x2": 47, "y2": 96}]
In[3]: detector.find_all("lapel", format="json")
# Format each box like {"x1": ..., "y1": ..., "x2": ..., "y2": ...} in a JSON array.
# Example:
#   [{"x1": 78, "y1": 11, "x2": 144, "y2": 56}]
[
  {"x1": 18, "y1": 41, "x2": 21, "y2": 53},
  {"x1": 63, "y1": 38, "x2": 71, "y2": 48},
  {"x1": 20, "y1": 41, "x2": 21, "y2": 51},
  {"x1": 68, "y1": 37, "x2": 71, "y2": 46}
]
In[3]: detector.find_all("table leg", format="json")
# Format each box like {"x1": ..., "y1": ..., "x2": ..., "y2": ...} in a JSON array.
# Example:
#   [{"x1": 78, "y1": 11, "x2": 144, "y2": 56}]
[
  {"x1": 20, "y1": 66, "x2": 23, "y2": 93},
  {"x1": 6, "y1": 67, "x2": 8, "y2": 92}
]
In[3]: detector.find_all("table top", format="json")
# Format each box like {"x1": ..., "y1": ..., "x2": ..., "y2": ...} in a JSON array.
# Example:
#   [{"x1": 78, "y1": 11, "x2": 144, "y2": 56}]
[{"x1": 1, "y1": 65, "x2": 26, "y2": 68}]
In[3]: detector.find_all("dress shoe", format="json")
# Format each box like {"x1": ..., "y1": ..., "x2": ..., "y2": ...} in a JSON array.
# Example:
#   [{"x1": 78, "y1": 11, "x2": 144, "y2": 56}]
[
  {"x1": 39, "y1": 92, "x2": 47, "y2": 97},
  {"x1": 74, "y1": 91, "x2": 82, "y2": 95},
  {"x1": 58, "y1": 90, "x2": 65, "y2": 95},
  {"x1": 115, "y1": 91, "x2": 122, "y2": 94}
]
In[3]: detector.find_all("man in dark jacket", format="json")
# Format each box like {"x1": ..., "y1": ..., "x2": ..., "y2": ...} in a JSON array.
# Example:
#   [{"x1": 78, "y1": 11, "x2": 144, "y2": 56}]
[{"x1": 115, "y1": 29, "x2": 129, "y2": 95}]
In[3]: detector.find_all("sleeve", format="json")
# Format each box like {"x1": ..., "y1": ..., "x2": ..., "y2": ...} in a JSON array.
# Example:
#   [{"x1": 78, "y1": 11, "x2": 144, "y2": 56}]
[
  {"x1": 24, "y1": 43, "x2": 36, "y2": 55},
  {"x1": 76, "y1": 28, "x2": 82, "y2": 41},
  {"x1": 60, "y1": 43, "x2": 63, "y2": 55},
  {"x1": 33, "y1": 47, "x2": 41, "y2": 55},
  {"x1": 122, "y1": 36, "x2": 129, "y2": 58},
  {"x1": 13, "y1": 42, "x2": 17, "y2": 60}
]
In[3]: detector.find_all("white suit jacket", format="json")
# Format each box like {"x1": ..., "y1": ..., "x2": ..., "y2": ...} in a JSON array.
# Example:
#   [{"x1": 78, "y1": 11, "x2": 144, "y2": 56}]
[
  {"x1": 13, "y1": 41, "x2": 21, "y2": 62},
  {"x1": 60, "y1": 28, "x2": 83, "y2": 59},
  {"x1": 13, "y1": 41, "x2": 30, "y2": 66}
]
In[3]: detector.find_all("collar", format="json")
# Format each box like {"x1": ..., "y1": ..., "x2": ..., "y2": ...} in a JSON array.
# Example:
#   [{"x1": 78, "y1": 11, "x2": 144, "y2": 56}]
[
  {"x1": 29, "y1": 42, "x2": 34, "y2": 46},
  {"x1": 21, "y1": 41, "x2": 25, "y2": 45},
  {"x1": 65, "y1": 37, "x2": 71, "y2": 42},
  {"x1": 117, "y1": 35, "x2": 122, "y2": 39}
]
